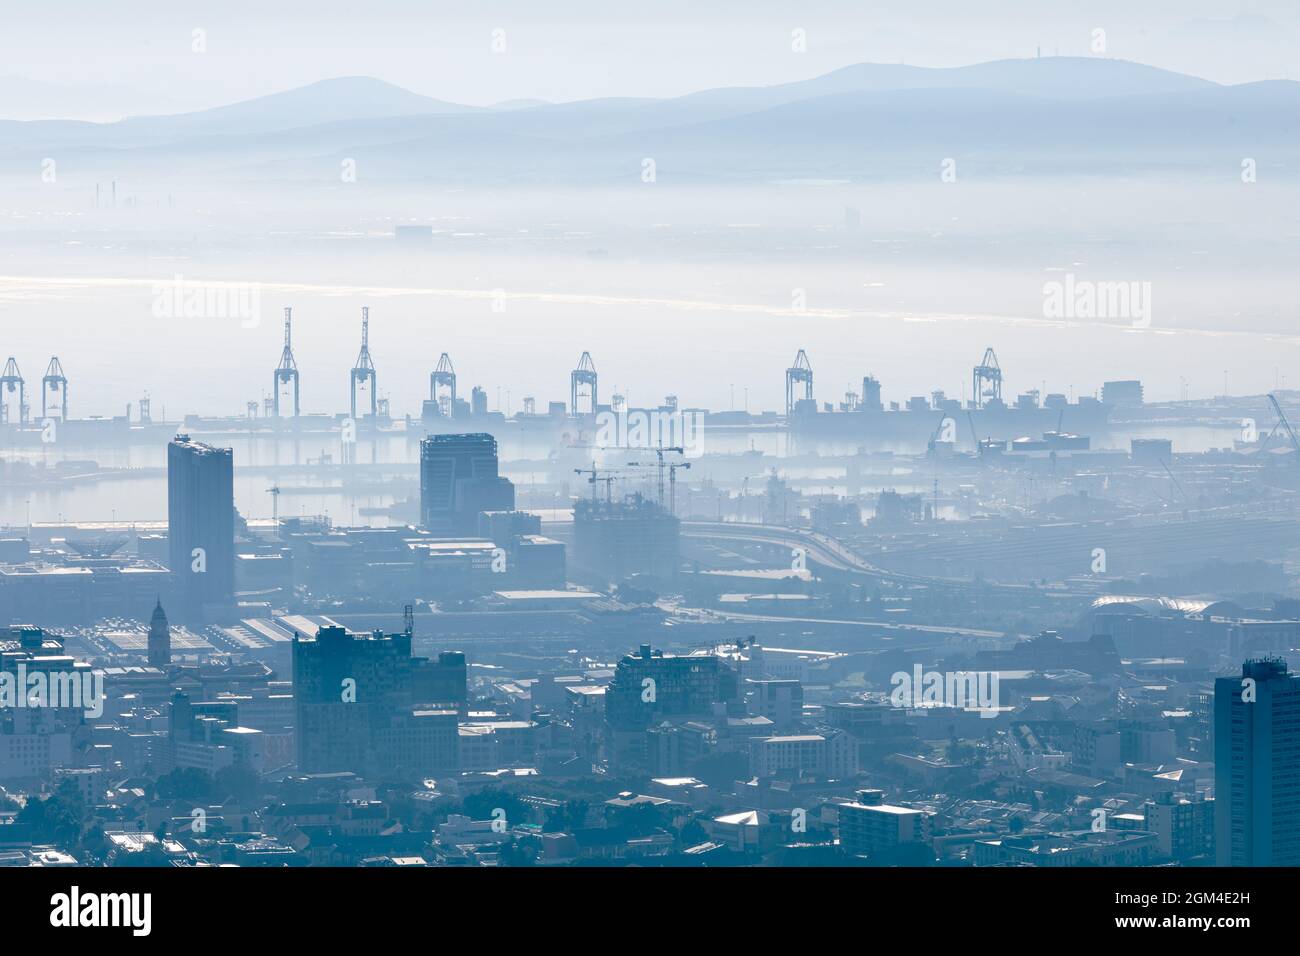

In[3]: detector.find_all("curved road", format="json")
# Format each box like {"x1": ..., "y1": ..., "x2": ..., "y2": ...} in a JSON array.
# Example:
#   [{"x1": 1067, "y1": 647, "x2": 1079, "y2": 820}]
[{"x1": 680, "y1": 519, "x2": 1039, "y2": 594}]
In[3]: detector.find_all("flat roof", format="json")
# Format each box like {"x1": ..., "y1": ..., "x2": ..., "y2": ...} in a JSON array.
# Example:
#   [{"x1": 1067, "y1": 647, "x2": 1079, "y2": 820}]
[
  {"x1": 493, "y1": 589, "x2": 598, "y2": 600},
  {"x1": 410, "y1": 540, "x2": 496, "y2": 551},
  {"x1": 841, "y1": 802, "x2": 924, "y2": 815},
  {"x1": 700, "y1": 568, "x2": 813, "y2": 580}
]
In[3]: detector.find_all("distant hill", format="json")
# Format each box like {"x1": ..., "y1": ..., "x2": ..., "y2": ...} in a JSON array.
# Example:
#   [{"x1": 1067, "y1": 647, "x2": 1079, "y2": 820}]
[
  {"x1": 115, "y1": 76, "x2": 483, "y2": 138},
  {"x1": 0, "y1": 59, "x2": 1295, "y2": 183},
  {"x1": 781, "y1": 56, "x2": 1217, "y2": 99}
]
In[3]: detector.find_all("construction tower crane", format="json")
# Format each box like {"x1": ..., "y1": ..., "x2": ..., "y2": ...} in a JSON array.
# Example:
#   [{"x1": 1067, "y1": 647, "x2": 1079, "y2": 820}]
[
  {"x1": 626, "y1": 447, "x2": 693, "y2": 513},
  {"x1": 273, "y1": 307, "x2": 300, "y2": 417},
  {"x1": 431, "y1": 353, "x2": 457, "y2": 417},
  {"x1": 351, "y1": 306, "x2": 377, "y2": 419},
  {"x1": 972, "y1": 347, "x2": 1003, "y2": 408},
  {"x1": 1, "y1": 358, "x2": 26, "y2": 425},
  {"x1": 571, "y1": 351, "x2": 598, "y2": 417},
  {"x1": 785, "y1": 350, "x2": 813, "y2": 416},
  {"x1": 574, "y1": 463, "x2": 620, "y2": 503},
  {"x1": 625, "y1": 446, "x2": 686, "y2": 505},
  {"x1": 42, "y1": 357, "x2": 67, "y2": 421},
  {"x1": 667, "y1": 460, "x2": 691, "y2": 516}
]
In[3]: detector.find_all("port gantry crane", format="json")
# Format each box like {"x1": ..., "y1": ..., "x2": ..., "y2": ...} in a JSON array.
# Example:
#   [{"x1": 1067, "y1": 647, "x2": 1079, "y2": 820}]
[
  {"x1": 42, "y1": 357, "x2": 67, "y2": 421},
  {"x1": 431, "y1": 353, "x2": 457, "y2": 417},
  {"x1": 1, "y1": 357, "x2": 26, "y2": 425},
  {"x1": 785, "y1": 349, "x2": 813, "y2": 416},
  {"x1": 273, "y1": 307, "x2": 300, "y2": 417},
  {"x1": 350, "y1": 306, "x2": 377, "y2": 420},
  {"x1": 571, "y1": 351, "x2": 598, "y2": 417},
  {"x1": 972, "y1": 347, "x2": 1003, "y2": 409}
]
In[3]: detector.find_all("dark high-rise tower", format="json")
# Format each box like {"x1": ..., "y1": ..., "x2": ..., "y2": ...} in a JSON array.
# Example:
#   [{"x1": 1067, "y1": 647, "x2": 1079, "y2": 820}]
[
  {"x1": 167, "y1": 435, "x2": 235, "y2": 623},
  {"x1": 292, "y1": 625, "x2": 466, "y2": 775},
  {"x1": 419, "y1": 433, "x2": 514, "y2": 534},
  {"x1": 1215, "y1": 658, "x2": 1300, "y2": 866},
  {"x1": 147, "y1": 598, "x2": 171, "y2": 667}
]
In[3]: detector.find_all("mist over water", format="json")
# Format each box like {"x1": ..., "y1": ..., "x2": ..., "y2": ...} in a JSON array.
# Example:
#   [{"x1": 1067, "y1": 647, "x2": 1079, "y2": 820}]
[{"x1": 2, "y1": 178, "x2": 1297, "y2": 422}]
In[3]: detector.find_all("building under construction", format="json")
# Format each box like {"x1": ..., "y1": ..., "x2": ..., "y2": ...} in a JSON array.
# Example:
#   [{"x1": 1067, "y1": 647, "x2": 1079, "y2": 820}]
[{"x1": 572, "y1": 494, "x2": 680, "y2": 585}]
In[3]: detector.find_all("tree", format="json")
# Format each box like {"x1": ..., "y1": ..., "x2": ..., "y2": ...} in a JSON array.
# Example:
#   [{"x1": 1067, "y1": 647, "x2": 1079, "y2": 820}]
[
  {"x1": 79, "y1": 825, "x2": 108, "y2": 863},
  {"x1": 542, "y1": 799, "x2": 593, "y2": 833},
  {"x1": 616, "y1": 802, "x2": 664, "y2": 837},
  {"x1": 564, "y1": 799, "x2": 590, "y2": 831},
  {"x1": 16, "y1": 779, "x2": 85, "y2": 846},
  {"x1": 461, "y1": 788, "x2": 527, "y2": 824},
  {"x1": 543, "y1": 806, "x2": 568, "y2": 833},
  {"x1": 111, "y1": 842, "x2": 170, "y2": 868},
  {"x1": 497, "y1": 837, "x2": 540, "y2": 867},
  {"x1": 679, "y1": 818, "x2": 709, "y2": 847},
  {"x1": 154, "y1": 767, "x2": 212, "y2": 802},
  {"x1": 214, "y1": 761, "x2": 261, "y2": 805}
]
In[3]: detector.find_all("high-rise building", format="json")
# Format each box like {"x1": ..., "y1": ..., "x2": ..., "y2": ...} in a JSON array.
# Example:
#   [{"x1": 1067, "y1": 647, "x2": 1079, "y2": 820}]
[
  {"x1": 1144, "y1": 791, "x2": 1214, "y2": 862},
  {"x1": 1214, "y1": 658, "x2": 1300, "y2": 866},
  {"x1": 419, "y1": 433, "x2": 515, "y2": 535},
  {"x1": 167, "y1": 435, "x2": 235, "y2": 622},
  {"x1": 749, "y1": 730, "x2": 858, "y2": 778},
  {"x1": 1101, "y1": 379, "x2": 1144, "y2": 407},
  {"x1": 147, "y1": 598, "x2": 171, "y2": 667},
  {"x1": 292, "y1": 625, "x2": 466, "y2": 776},
  {"x1": 604, "y1": 644, "x2": 738, "y2": 770},
  {"x1": 605, "y1": 644, "x2": 735, "y2": 732},
  {"x1": 746, "y1": 678, "x2": 804, "y2": 731},
  {"x1": 0, "y1": 626, "x2": 96, "y2": 781},
  {"x1": 839, "y1": 789, "x2": 933, "y2": 860},
  {"x1": 572, "y1": 495, "x2": 679, "y2": 583}
]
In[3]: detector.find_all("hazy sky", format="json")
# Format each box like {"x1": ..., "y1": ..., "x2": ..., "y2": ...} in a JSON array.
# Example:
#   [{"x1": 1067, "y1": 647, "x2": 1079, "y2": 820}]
[{"x1": 3, "y1": 1, "x2": 1296, "y2": 114}]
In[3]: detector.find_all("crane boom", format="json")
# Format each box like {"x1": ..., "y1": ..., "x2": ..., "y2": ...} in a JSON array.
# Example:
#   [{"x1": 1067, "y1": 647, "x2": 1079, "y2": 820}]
[{"x1": 1269, "y1": 394, "x2": 1300, "y2": 456}]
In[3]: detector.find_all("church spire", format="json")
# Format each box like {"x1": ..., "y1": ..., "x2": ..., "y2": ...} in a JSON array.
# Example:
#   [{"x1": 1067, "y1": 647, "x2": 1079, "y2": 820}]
[{"x1": 148, "y1": 598, "x2": 171, "y2": 667}]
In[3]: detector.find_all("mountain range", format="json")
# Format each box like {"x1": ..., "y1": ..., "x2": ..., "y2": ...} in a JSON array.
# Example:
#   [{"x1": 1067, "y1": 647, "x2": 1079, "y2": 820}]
[{"x1": 2, "y1": 58, "x2": 1295, "y2": 183}]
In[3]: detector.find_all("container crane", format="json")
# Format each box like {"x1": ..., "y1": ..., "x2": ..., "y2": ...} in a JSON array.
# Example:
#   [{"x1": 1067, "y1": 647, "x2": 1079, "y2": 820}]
[{"x1": 972, "y1": 347, "x2": 1002, "y2": 408}]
